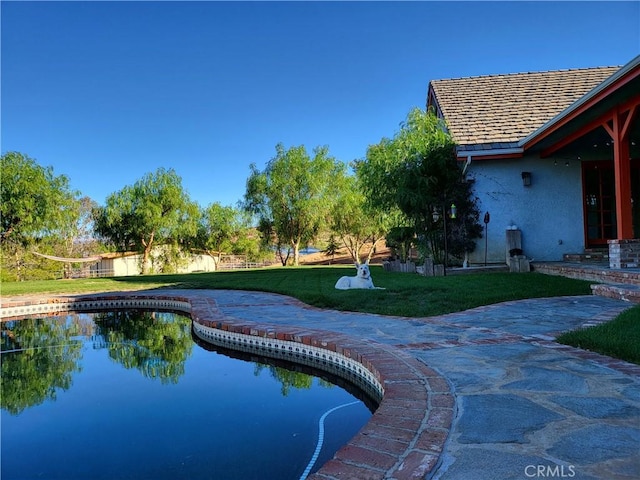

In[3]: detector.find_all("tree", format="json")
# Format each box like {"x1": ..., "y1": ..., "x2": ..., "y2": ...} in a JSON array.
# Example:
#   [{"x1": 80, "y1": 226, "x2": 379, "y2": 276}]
[
  {"x1": 386, "y1": 226, "x2": 415, "y2": 262},
  {"x1": 1, "y1": 316, "x2": 83, "y2": 415},
  {"x1": 93, "y1": 168, "x2": 198, "y2": 274},
  {"x1": 254, "y1": 364, "x2": 313, "y2": 396},
  {"x1": 93, "y1": 311, "x2": 193, "y2": 384},
  {"x1": 1, "y1": 152, "x2": 84, "y2": 280},
  {"x1": 356, "y1": 108, "x2": 482, "y2": 265},
  {"x1": 243, "y1": 143, "x2": 346, "y2": 266},
  {"x1": 195, "y1": 203, "x2": 243, "y2": 266},
  {"x1": 330, "y1": 174, "x2": 393, "y2": 264},
  {"x1": 323, "y1": 235, "x2": 341, "y2": 264},
  {"x1": 60, "y1": 196, "x2": 100, "y2": 252},
  {"x1": 1, "y1": 152, "x2": 79, "y2": 244},
  {"x1": 228, "y1": 216, "x2": 271, "y2": 263}
]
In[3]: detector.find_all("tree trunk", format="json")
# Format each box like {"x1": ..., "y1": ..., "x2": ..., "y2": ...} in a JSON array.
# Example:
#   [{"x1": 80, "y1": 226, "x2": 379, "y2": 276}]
[
  {"x1": 142, "y1": 246, "x2": 152, "y2": 274},
  {"x1": 339, "y1": 234, "x2": 362, "y2": 265},
  {"x1": 292, "y1": 241, "x2": 300, "y2": 266},
  {"x1": 141, "y1": 232, "x2": 155, "y2": 274},
  {"x1": 365, "y1": 236, "x2": 384, "y2": 264},
  {"x1": 203, "y1": 250, "x2": 219, "y2": 271}
]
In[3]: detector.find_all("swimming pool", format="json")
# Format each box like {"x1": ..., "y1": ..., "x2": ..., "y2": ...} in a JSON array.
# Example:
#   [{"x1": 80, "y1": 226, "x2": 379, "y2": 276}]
[{"x1": 1, "y1": 311, "x2": 374, "y2": 480}]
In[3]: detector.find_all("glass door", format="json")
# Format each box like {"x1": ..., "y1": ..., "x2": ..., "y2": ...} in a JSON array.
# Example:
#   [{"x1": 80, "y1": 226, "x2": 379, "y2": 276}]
[
  {"x1": 583, "y1": 162, "x2": 616, "y2": 246},
  {"x1": 583, "y1": 160, "x2": 640, "y2": 246}
]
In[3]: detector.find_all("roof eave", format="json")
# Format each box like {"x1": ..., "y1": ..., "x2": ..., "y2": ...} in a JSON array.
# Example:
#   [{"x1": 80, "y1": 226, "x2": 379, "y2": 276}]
[
  {"x1": 519, "y1": 55, "x2": 640, "y2": 150},
  {"x1": 456, "y1": 146, "x2": 524, "y2": 160}
]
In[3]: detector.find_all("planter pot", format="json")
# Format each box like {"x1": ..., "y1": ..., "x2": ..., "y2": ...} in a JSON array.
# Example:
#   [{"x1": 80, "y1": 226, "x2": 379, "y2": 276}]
[
  {"x1": 383, "y1": 259, "x2": 416, "y2": 273},
  {"x1": 417, "y1": 258, "x2": 434, "y2": 276}
]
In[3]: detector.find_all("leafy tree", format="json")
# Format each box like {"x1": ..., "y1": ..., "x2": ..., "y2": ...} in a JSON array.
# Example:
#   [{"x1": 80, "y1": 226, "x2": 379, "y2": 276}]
[
  {"x1": 357, "y1": 108, "x2": 482, "y2": 265},
  {"x1": 195, "y1": 203, "x2": 244, "y2": 267},
  {"x1": 1, "y1": 152, "x2": 84, "y2": 280},
  {"x1": 255, "y1": 217, "x2": 291, "y2": 266},
  {"x1": 61, "y1": 196, "x2": 102, "y2": 252},
  {"x1": 1, "y1": 316, "x2": 83, "y2": 415},
  {"x1": 1, "y1": 311, "x2": 194, "y2": 415},
  {"x1": 48, "y1": 196, "x2": 107, "y2": 278},
  {"x1": 386, "y1": 226, "x2": 415, "y2": 262},
  {"x1": 254, "y1": 364, "x2": 314, "y2": 396},
  {"x1": 1, "y1": 152, "x2": 79, "y2": 244},
  {"x1": 424, "y1": 178, "x2": 482, "y2": 265},
  {"x1": 323, "y1": 235, "x2": 341, "y2": 264},
  {"x1": 93, "y1": 168, "x2": 198, "y2": 274},
  {"x1": 330, "y1": 174, "x2": 393, "y2": 264},
  {"x1": 243, "y1": 143, "x2": 346, "y2": 266},
  {"x1": 17, "y1": 197, "x2": 106, "y2": 280},
  {"x1": 229, "y1": 225, "x2": 271, "y2": 263},
  {"x1": 93, "y1": 311, "x2": 193, "y2": 384}
]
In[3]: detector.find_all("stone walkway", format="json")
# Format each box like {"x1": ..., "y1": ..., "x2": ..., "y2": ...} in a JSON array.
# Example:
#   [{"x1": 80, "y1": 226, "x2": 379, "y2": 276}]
[
  {"x1": 3, "y1": 290, "x2": 639, "y2": 479},
  {"x1": 195, "y1": 290, "x2": 640, "y2": 480}
]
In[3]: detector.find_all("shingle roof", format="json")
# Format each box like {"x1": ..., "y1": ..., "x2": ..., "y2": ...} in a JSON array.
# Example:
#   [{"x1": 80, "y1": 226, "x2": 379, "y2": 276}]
[{"x1": 429, "y1": 66, "x2": 621, "y2": 151}]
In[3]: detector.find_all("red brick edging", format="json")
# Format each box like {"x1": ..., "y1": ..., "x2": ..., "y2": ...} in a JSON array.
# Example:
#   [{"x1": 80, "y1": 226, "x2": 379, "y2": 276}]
[{"x1": 2, "y1": 292, "x2": 454, "y2": 480}]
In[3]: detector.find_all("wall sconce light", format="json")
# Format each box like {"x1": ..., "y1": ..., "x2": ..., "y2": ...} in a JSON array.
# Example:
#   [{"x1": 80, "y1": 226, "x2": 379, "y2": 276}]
[
  {"x1": 432, "y1": 204, "x2": 458, "y2": 221},
  {"x1": 521, "y1": 171, "x2": 532, "y2": 187}
]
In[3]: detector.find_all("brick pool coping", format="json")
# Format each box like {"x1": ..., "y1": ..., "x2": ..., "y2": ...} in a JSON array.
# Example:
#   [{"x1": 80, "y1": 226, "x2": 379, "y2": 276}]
[{"x1": 1, "y1": 291, "x2": 454, "y2": 480}]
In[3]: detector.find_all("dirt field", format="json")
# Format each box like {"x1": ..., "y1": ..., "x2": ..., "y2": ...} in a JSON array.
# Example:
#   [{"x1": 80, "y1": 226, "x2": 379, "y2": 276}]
[{"x1": 299, "y1": 245, "x2": 392, "y2": 265}]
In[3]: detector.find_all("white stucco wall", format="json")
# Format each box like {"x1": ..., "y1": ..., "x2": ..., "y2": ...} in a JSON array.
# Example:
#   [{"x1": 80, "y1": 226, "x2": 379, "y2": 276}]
[
  {"x1": 465, "y1": 155, "x2": 585, "y2": 264},
  {"x1": 113, "y1": 255, "x2": 142, "y2": 276},
  {"x1": 92, "y1": 252, "x2": 216, "y2": 276},
  {"x1": 184, "y1": 254, "x2": 216, "y2": 272}
]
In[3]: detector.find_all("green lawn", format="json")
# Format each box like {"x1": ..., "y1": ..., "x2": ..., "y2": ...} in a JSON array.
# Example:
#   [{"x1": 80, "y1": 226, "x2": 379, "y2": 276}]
[
  {"x1": 2, "y1": 265, "x2": 592, "y2": 317},
  {"x1": 557, "y1": 305, "x2": 640, "y2": 364},
  {"x1": 4, "y1": 265, "x2": 637, "y2": 364}
]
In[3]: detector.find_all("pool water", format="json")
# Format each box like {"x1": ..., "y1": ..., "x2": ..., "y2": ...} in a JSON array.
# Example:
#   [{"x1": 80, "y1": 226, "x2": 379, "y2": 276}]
[{"x1": 1, "y1": 311, "x2": 373, "y2": 480}]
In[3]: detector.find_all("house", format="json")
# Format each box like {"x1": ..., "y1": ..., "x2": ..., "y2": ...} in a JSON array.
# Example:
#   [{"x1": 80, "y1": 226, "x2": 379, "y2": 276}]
[
  {"x1": 32, "y1": 249, "x2": 216, "y2": 278},
  {"x1": 427, "y1": 55, "x2": 640, "y2": 268},
  {"x1": 90, "y1": 251, "x2": 216, "y2": 277}
]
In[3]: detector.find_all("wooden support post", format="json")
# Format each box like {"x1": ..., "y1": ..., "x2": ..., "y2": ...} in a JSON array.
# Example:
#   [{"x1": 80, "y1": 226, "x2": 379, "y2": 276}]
[{"x1": 610, "y1": 109, "x2": 634, "y2": 239}]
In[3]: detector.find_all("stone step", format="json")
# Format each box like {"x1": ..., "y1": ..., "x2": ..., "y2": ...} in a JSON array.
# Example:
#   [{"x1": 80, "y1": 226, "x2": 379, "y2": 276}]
[
  {"x1": 591, "y1": 283, "x2": 640, "y2": 303},
  {"x1": 533, "y1": 262, "x2": 640, "y2": 286},
  {"x1": 563, "y1": 251, "x2": 608, "y2": 263}
]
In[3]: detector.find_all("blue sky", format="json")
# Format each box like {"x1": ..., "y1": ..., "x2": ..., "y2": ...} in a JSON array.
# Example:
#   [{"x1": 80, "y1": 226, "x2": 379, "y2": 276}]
[{"x1": 2, "y1": 1, "x2": 639, "y2": 208}]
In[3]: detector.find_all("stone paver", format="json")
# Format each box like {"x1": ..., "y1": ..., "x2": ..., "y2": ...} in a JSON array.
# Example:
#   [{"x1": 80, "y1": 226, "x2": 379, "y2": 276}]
[
  {"x1": 3, "y1": 290, "x2": 639, "y2": 480},
  {"x1": 194, "y1": 291, "x2": 640, "y2": 480}
]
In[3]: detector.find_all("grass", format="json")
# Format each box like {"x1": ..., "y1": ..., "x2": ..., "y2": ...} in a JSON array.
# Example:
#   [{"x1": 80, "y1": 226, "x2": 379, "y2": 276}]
[
  {"x1": 557, "y1": 305, "x2": 640, "y2": 364},
  {"x1": 4, "y1": 265, "x2": 637, "y2": 364},
  {"x1": 2, "y1": 265, "x2": 593, "y2": 318}
]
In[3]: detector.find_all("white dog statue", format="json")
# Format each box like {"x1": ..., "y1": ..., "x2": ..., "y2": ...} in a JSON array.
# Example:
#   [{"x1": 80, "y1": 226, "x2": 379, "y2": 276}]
[{"x1": 335, "y1": 261, "x2": 384, "y2": 290}]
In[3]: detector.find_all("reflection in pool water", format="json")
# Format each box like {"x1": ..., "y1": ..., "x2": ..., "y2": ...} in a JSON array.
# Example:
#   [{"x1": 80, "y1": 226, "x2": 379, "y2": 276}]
[{"x1": 1, "y1": 311, "x2": 373, "y2": 480}]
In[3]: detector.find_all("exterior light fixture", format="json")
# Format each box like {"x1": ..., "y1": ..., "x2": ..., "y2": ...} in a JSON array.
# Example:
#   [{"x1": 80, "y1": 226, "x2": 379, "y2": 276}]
[
  {"x1": 450, "y1": 203, "x2": 457, "y2": 219},
  {"x1": 432, "y1": 207, "x2": 440, "y2": 222},
  {"x1": 521, "y1": 171, "x2": 532, "y2": 187}
]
